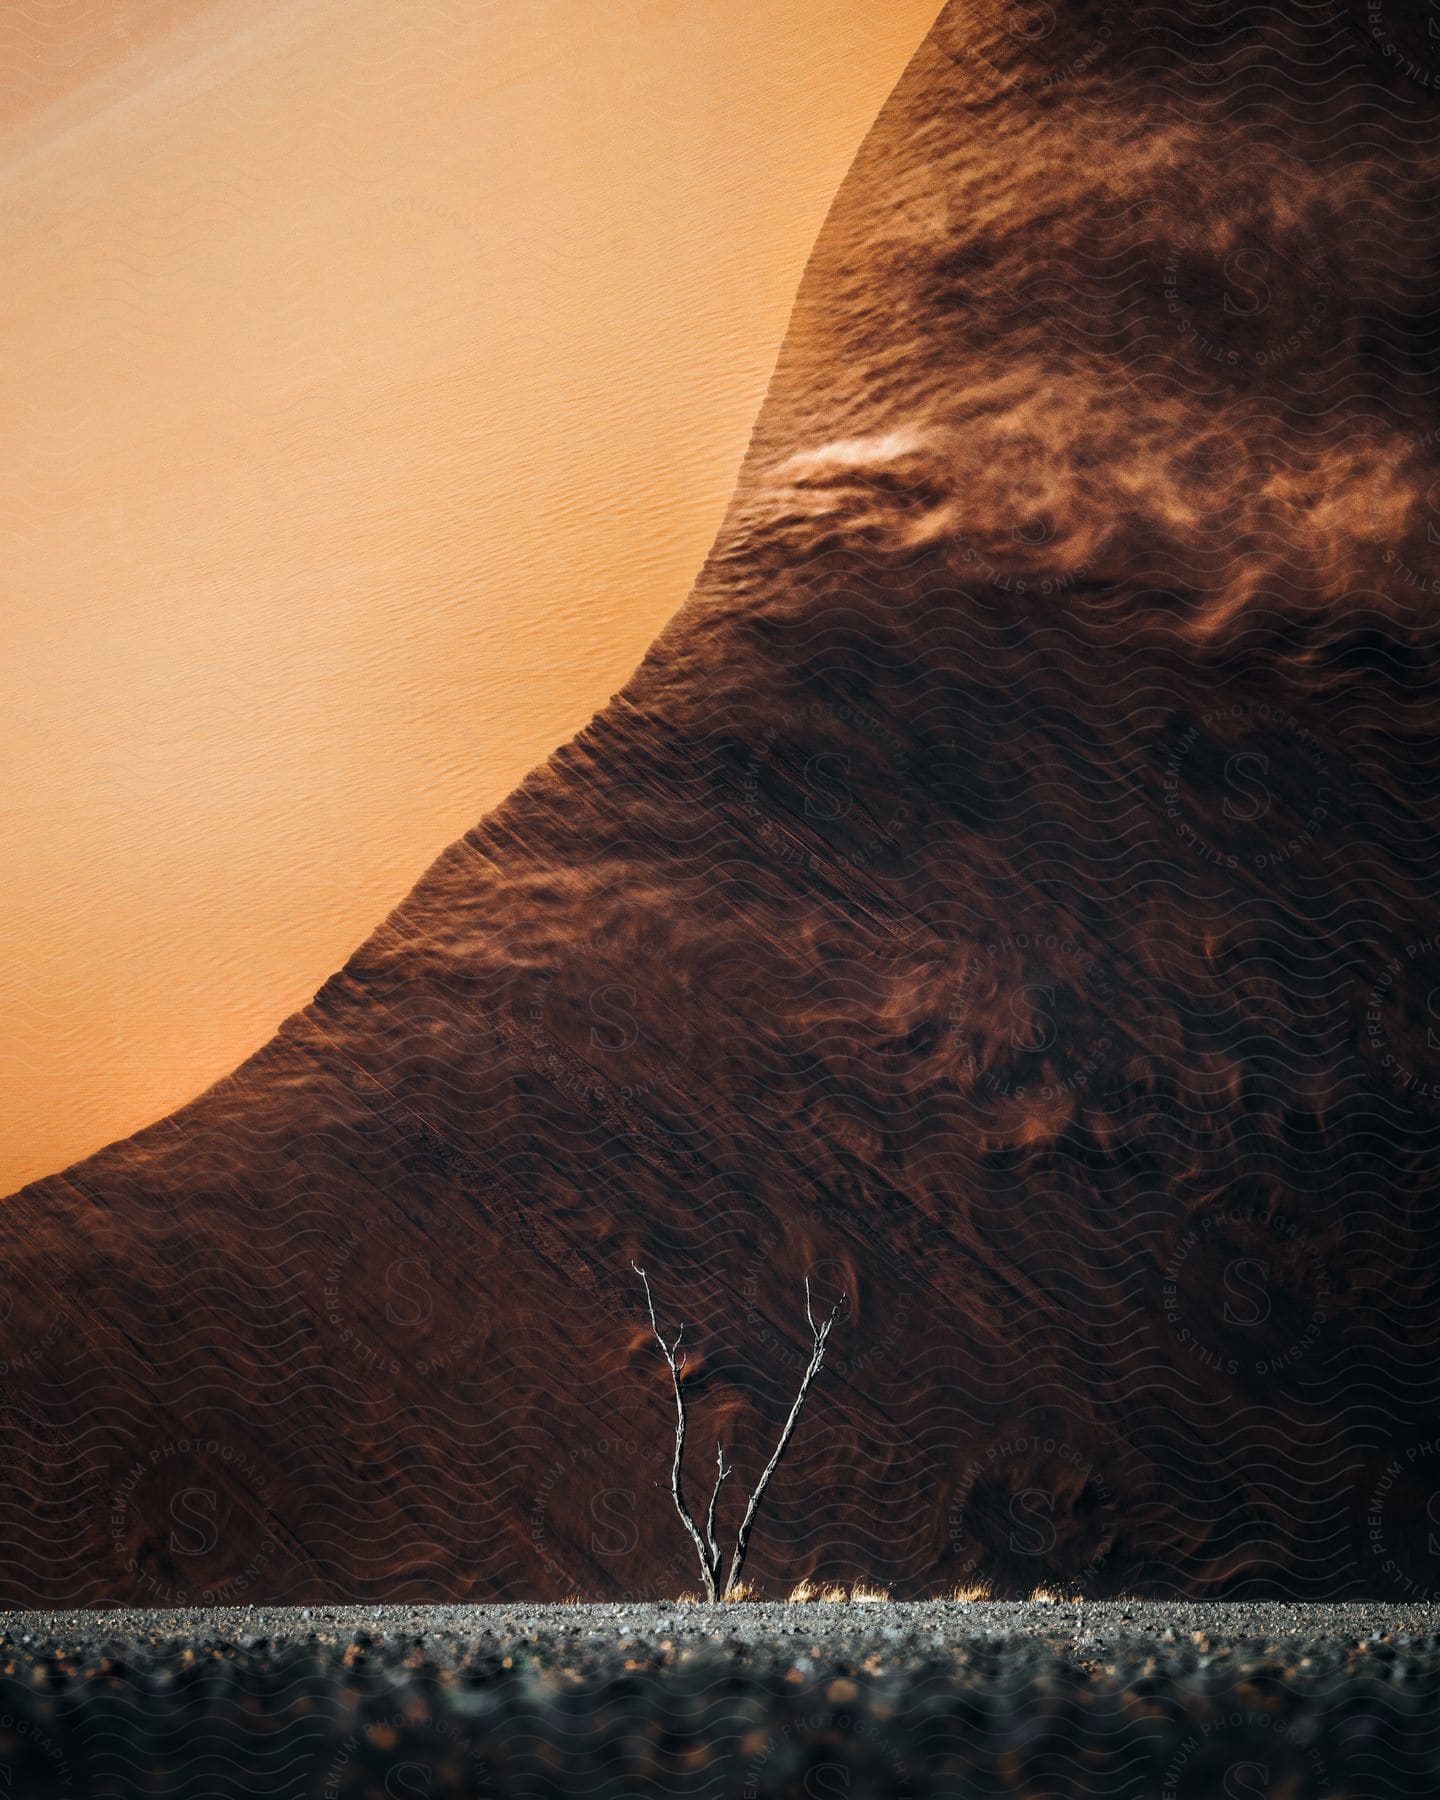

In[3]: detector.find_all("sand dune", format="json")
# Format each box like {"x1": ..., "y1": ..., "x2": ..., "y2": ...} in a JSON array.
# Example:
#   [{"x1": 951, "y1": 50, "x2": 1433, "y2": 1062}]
[{"x1": 3, "y1": 0, "x2": 1440, "y2": 1605}]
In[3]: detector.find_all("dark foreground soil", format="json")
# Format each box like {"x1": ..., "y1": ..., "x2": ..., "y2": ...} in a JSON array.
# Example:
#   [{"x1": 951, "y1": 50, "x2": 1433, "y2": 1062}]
[{"x1": 0, "y1": 1601, "x2": 1436, "y2": 1796}]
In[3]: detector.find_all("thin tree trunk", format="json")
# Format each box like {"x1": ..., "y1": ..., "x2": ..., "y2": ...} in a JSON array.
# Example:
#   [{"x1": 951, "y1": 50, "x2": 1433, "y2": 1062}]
[
  {"x1": 725, "y1": 1278, "x2": 844, "y2": 1598},
  {"x1": 633, "y1": 1263, "x2": 718, "y2": 1600},
  {"x1": 704, "y1": 1441, "x2": 730, "y2": 1578}
]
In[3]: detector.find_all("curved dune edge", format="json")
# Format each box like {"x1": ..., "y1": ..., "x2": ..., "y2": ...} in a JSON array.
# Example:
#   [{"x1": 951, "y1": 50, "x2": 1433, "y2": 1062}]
[
  {"x1": 0, "y1": 0, "x2": 944, "y2": 1199},
  {"x1": 4, "y1": 0, "x2": 1440, "y2": 1605}
]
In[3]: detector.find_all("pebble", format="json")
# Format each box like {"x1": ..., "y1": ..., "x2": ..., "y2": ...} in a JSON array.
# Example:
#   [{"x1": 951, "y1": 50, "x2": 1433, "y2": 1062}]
[{"x1": 0, "y1": 1602, "x2": 1431, "y2": 1796}]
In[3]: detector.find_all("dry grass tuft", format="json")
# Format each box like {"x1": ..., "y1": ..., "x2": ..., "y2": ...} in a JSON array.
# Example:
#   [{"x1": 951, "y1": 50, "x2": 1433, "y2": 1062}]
[
  {"x1": 723, "y1": 1581, "x2": 760, "y2": 1603},
  {"x1": 1028, "y1": 1587, "x2": 1061, "y2": 1604},
  {"x1": 785, "y1": 1581, "x2": 900, "y2": 1604},
  {"x1": 950, "y1": 1582, "x2": 991, "y2": 1603}
]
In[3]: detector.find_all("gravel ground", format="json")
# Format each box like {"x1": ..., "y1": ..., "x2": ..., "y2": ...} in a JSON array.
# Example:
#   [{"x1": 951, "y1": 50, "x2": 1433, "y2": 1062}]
[{"x1": 0, "y1": 1601, "x2": 1437, "y2": 1796}]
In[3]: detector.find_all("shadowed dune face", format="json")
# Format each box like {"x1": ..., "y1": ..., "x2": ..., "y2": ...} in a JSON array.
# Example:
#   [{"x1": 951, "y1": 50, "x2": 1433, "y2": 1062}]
[{"x1": 5, "y1": 0, "x2": 1440, "y2": 1605}]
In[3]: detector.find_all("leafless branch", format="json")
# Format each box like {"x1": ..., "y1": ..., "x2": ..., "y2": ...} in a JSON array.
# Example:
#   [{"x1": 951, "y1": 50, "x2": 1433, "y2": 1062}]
[
  {"x1": 724, "y1": 1275, "x2": 846, "y2": 1599},
  {"x1": 704, "y1": 1440, "x2": 730, "y2": 1573},
  {"x1": 633, "y1": 1262, "x2": 719, "y2": 1600}
]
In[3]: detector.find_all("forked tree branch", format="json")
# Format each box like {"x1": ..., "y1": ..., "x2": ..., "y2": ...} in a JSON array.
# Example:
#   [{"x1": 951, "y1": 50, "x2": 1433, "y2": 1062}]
[
  {"x1": 725, "y1": 1274, "x2": 846, "y2": 1598},
  {"x1": 632, "y1": 1262, "x2": 720, "y2": 1600}
]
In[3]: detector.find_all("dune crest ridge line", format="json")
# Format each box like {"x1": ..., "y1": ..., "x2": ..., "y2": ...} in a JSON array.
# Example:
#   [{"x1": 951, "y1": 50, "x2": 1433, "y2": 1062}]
[{"x1": 4, "y1": 0, "x2": 1440, "y2": 1606}]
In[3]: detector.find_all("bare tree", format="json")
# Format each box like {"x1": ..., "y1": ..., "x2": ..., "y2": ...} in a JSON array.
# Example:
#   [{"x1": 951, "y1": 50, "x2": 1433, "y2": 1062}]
[{"x1": 632, "y1": 1261, "x2": 845, "y2": 1601}]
